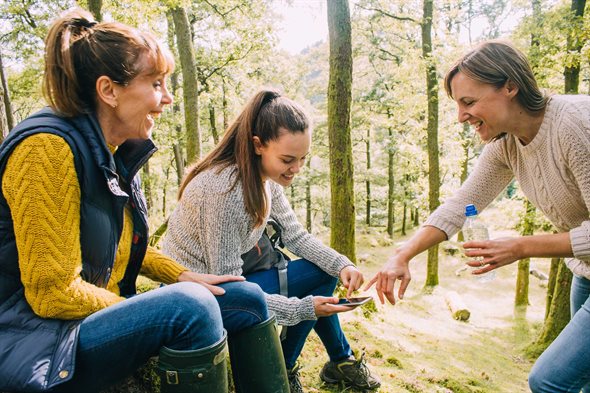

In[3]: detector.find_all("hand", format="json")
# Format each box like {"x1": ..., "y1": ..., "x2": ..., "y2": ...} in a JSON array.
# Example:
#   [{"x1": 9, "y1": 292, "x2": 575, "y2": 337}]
[
  {"x1": 463, "y1": 237, "x2": 523, "y2": 274},
  {"x1": 363, "y1": 251, "x2": 411, "y2": 305},
  {"x1": 339, "y1": 265, "x2": 364, "y2": 297},
  {"x1": 312, "y1": 296, "x2": 358, "y2": 317},
  {"x1": 178, "y1": 270, "x2": 245, "y2": 296}
]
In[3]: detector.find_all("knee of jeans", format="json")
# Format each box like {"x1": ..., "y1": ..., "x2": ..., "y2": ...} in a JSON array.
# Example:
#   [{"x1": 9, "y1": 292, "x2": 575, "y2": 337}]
[
  {"x1": 168, "y1": 282, "x2": 220, "y2": 315},
  {"x1": 235, "y1": 281, "x2": 269, "y2": 321},
  {"x1": 528, "y1": 362, "x2": 546, "y2": 393}
]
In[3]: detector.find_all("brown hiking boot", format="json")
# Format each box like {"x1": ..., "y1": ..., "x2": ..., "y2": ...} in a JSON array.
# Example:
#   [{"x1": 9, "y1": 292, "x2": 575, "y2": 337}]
[{"x1": 320, "y1": 353, "x2": 381, "y2": 390}]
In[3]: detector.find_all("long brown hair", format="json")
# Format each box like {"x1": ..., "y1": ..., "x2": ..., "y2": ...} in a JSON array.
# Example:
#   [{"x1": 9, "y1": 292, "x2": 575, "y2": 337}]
[
  {"x1": 43, "y1": 8, "x2": 173, "y2": 117},
  {"x1": 178, "y1": 88, "x2": 309, "y2": 227}
]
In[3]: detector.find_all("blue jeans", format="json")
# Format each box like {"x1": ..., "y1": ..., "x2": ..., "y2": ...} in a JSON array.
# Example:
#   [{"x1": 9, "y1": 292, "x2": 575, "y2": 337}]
[
  {"x1": 245, "y1": 259, "x2": 352, "y2": 369},
  {"x1": 55, "y1": 281, "x2": 268, "y2": 392},
  {"x1": 529, "y1": 275, "x2": 590, "y2": 393},
  {"x1": 216, "y1": 280, "x2": 270, "y2": 334}
]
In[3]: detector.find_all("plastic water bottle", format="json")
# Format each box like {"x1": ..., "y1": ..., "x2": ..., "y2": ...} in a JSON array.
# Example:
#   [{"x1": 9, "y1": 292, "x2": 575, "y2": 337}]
[{"x1": 462, "y1": 204, "x2": 495, "y2": 282}]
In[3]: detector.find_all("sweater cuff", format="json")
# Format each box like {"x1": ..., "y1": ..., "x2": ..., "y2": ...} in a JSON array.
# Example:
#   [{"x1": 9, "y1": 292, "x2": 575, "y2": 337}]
[
  {"x1": 570, "y1": 224, "x2": 590, "y2": 261},
  {"x1": 300, "y1": 295, "x2": 317, "y2": 321},
  {"x1": 423, "y1": 217, "x2": 457, "y2": 240}
]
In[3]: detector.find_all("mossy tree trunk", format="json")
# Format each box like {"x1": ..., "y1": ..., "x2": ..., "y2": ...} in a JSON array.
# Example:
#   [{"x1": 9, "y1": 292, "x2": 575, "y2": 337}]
[
  {"x1": 365, "y1": 127, "x2": 371, "y2": 226},
  {"x1": 422, "y1": 0, "x2": 440, "y2": 288},
  {"x1": 0, "y1": 52, "x2": 14, "y2": 137},
  {"x1": 0, "y1": 64, "x2": 8, "y2": 143},
  {"x1": 87, "y1": 0, "x2": 102, "y2": 21},
  {"x1": 564, "y1": 0, "x2": 586, "y2": 94},
  {"x1": 386, "y1": 126, "x2": 395, "y2": 237},
  {"x1": 172, "y1": 6, "x2": 201, "y2": 164},
  {"x1": 530, "y1": 260, "x2": 572, "y2": 356},
  {"x1": 457, "y1": 122, "x2": 471, "y2": 242},
  {"x1": 166, "y1": 13, "x2": 185, "y2": 185},
  {"x1": 305, "y1": 159, "x2": 312, "y2": 233},
  {"x1": 210, "y1": 104, "x2": 219, "y2": 144},
  {"x1": 545, "y1": 257, "x2": 560, "y2": 319},
  {"x1": 515, "y1": 199, "x2": 535, "y2": 307},
  {"x1": 327, "y1": 0, "x2": 356, "y2": 261}
]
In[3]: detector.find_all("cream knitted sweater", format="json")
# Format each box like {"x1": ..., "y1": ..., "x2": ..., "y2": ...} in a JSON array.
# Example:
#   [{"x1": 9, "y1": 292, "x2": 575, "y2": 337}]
[
  {"x1": 162, "y1": 165, "x2": 354, "y2": 326},
  {"x1": 425, "y1": 94, "x2": 590, "y2": 278}
]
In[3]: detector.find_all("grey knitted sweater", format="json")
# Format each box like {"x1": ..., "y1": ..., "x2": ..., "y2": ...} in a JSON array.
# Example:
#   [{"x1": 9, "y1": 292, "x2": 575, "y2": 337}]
[
  {"x1": 425, "y1": 95, "x2": 590, "y2": 278},
  {"x1": 162, "y1": 165, "x2": 354, "y2": 326}
]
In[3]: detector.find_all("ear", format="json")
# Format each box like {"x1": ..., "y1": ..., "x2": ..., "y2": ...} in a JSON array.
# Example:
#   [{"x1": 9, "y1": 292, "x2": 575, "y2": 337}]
[
  {"x1": 96, "y1": 76, "x2": 119, "y2": 109},
  {"x1": 252, "y1": 136, "x2": 264, "y2": 155},
  {"x1": 504, "y1": 80, "x2": 519, "y2": 99}
]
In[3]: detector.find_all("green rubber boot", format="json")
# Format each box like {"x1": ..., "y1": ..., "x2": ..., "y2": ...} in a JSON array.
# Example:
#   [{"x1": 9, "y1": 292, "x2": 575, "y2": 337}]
[
  {"x1": 229, "y1": 315, "x2": 290, "y2": 393},
  {"x1": 157, "y1": 331, "x2": 228, "y2": 393}
]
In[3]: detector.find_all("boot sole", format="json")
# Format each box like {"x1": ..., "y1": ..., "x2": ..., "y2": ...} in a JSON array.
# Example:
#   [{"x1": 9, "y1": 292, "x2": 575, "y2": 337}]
[{"x1": 320, "y1": 374, "x2": 381, "y2": 390}]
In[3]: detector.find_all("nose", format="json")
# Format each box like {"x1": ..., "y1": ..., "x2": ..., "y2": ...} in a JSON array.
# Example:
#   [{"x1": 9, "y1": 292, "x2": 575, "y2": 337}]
[
  {"x1": 161, "y1": 85, "x2": 173, "y2": 106},
  {"x1": 457, "y1": 106, "x2": 469, "y2": 123},
  {"x1": 290, "y1": 161, "x2": 302, "y2": 174}
]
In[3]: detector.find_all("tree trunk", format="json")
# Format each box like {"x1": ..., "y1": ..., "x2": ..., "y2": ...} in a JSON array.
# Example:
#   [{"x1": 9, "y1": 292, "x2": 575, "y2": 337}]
[
  {"x1": 545, "y1": 257, "x2": 560, "y2": 319},
  {"x1": 0, "y1": 52, "x2": 14, "y2": 134},
  {"x1": 365, "y1": 128, "x2": 371, "y2": 226},
  {"x1": 0, "y1": 63, "x2": 8, "y2": 143},
  {"x1": 327, "y1": 0, "x2": 356, "y2": 261},
  {"x1": 422, "y1": 0, "x2": 440, "y2": 288},
  {"x1": 87, "y1": 0, "x2": 103, "y2": 21},
  {"x1": 515, "y1": 199, "x2": 535, "y2": 307},
  {"x1": 387, "y1": 127, "x2": 395, "y2": 237},
  {"x1": 530, "y1": 260, "x2": 572, "y2": 357},
  {"x1": 306, "y1": 159, "x2": 312, "y2": 233},
  {"x1": 222, "y1": 78, "x2": 229, "y2": 131},
  {"x1": 457, "y1": 122, "x2": 471, "y2": 242},
  {"x1": 209, "y1": 104, "x2": 219, "y2": 144},
  {"x1": 564, "y1": 0, "x2": 586, "y2": 94},
  {"x1": 167, "y1": 12, "x2": 185, "y2": 185},
  {"x1": 172, "y1": 7, "x2": 201, "y2": 164},
  {"x1": 401, "y1": 201, "x2": 407, "y2": 236},
  {"x1": 142, "y1": 161, "x2": 153, "y2": 215}
]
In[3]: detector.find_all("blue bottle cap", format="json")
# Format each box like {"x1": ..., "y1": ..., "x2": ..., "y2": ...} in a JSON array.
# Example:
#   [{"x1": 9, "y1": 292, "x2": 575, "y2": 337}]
[{"x1": 465, "y1": 204, "x2": 478, "y2": 217}]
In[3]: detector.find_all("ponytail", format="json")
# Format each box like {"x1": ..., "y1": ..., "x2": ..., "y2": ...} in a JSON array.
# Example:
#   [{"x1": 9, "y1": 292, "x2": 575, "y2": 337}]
[
  {"x1": 42, "y1": 8, "x2": 173, "y2": 117},
  {"x1": 178, "y1": 88, "x2": 309, "y2": 228}
]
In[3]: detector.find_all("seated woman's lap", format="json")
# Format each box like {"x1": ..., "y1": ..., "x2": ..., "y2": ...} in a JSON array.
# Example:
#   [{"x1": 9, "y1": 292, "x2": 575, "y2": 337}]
[
  {"x1": 56, "y1": 282, "x2": 224, "y2": 391},
  {"x1": 245, "y1": 258, "x2": 337, "y2": 298}
]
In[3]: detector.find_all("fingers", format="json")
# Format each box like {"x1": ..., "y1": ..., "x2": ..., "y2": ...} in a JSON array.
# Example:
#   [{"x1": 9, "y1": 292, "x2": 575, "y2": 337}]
[
  {"x1": 384, "y1": 275, "x2": 396, "y2": 304},
  {"x1": 363, "y1": 274, "x2": 378, "y2": 291},
  {"x1": 375, "y1": 274, "x2": 385, "y2": 304},
  {"x1": 207, "y1": 274, "x2": 245, "y2": 285},
  {"x1": 398, "y1": 275, "x2": 410, "y2": 300},
  {"x1": 202, "y1": 282, "x2": 225, "y2": 296},
  {"x1": 346, "y1": 274, "x2": 360, "y2": 297}
]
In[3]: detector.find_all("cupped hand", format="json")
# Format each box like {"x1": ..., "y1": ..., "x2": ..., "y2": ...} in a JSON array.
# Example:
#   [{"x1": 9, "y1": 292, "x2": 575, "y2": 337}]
[
  {"x1": 363, "y1": 252, "x2": 411, "y2": 305},
  {"x1": 312, "y1": 296, "x2": 357, "y2": 317},
  {"x1": 339, "y1": 265, "x2": 364, "y2": 297},
  {"x1": 178, "y1": 270, "x2": 245, "y2": 296},
  {"x1": 463, "y1": 237, "x2": 522, "y2": 275}
]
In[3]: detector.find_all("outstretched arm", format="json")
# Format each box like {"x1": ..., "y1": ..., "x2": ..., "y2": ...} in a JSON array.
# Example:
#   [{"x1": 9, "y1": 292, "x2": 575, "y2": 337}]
[{"x1": 364, "y1": 226, "x2": 447, "y2": 305}]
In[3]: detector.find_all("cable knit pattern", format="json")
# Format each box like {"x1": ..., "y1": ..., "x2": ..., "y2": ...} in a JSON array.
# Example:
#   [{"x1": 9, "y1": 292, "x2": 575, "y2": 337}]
[
  {"x1": 2, "y1": 133, "x2": 185, "y2": 319},
  {"x1": 425, "y1": 95, "x2": 590, "y2": 278},
  {"x1": 162, "y1": 164, "x2": 354, "y2": 326}
]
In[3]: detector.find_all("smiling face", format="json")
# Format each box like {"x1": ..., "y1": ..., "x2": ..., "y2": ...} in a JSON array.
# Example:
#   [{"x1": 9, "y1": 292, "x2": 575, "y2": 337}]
[
  {"x1": 254, "y1": 127, "x2": 311, "y2": 187},
  {"x1": 450, "y1": 71, "x2": 517, "y2": 142},
  {"x1": 107, "y1": 55, "x2": 173, "y2": 144}
]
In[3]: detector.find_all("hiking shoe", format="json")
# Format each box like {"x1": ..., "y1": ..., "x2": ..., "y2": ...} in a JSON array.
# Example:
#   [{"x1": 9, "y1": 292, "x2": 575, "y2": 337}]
[
  {"x1": 320, "y1": 353, "x2": 381, "y2": 390},
  {"x1": 287, "y1": 364, "x2": 305, "y2": 393}
]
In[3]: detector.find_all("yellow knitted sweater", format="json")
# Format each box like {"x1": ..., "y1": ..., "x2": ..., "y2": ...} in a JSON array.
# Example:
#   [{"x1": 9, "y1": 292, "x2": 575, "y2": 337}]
[{"x1": 1, "y1": 133, "x2": 187, "y2": 320}]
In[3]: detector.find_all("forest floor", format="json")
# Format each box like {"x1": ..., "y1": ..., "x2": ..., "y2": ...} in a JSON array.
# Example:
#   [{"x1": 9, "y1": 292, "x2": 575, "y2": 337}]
[{"x1": 298, "y1": 223, "x2": 548, "y2": 393}]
